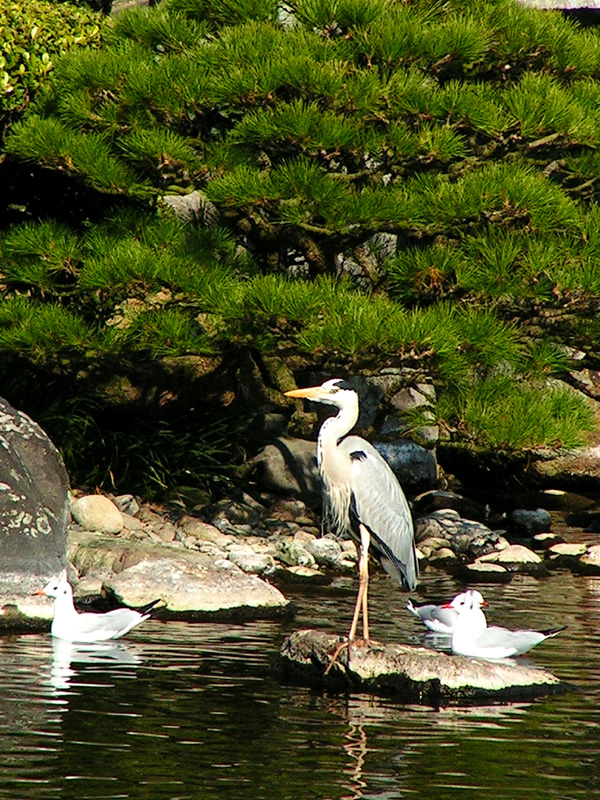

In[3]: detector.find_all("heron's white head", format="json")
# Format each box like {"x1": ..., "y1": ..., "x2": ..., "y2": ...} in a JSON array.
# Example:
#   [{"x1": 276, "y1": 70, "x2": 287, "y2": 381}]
[
  {"x1": 445, "y1": 589, "x2": 487, "y2": 615},
  {"x1": 284, "y1": 378, "x2": 358, "y2": 410},
  {"x1": 36, "y1": 569, "x2": 73, "y2": 601}
]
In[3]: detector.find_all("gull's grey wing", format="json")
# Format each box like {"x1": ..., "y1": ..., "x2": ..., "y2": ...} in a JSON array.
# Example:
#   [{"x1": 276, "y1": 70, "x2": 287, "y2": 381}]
[
  {"x1": 340, "y1": 435, "x2": 418, "y2": 591},
  {"x1": 407, "y1": 601, "x2": 456, "y2": 631},
  {"x1": 476, "y1": 626, "x2": 546, "y2": 655},
  {"x1": 429, "y1": 606, "x2": 457, "y2": 628},
  {"x1": 72, "y1": 608, "x2": 146, "y2": 640}
]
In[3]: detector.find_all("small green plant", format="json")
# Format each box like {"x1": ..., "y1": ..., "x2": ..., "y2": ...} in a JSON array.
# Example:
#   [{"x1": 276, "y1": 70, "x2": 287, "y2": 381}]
[{"x1": 0, "y1": 0, "x2": 103, "y2": 127}]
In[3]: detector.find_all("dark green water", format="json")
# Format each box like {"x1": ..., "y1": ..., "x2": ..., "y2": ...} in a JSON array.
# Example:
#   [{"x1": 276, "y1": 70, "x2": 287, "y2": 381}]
[{"x1": 1, "y1": 568, "x2": 599, "y2": 800}]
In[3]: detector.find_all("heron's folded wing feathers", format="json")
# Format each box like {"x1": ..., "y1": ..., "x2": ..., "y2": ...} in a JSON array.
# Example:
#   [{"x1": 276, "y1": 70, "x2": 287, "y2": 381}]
[{"x1": 341, "y1": 436, "x2": 418, "y2": 590}]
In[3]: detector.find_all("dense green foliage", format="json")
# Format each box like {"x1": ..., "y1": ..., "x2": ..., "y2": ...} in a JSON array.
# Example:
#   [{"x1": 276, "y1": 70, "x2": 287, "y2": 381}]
[
  {"x1": 2, "y1": 0, "x2": 600, "y2": 494},
  {"x1": 0, "y1": 0, "x2": 103, "y2": 130}
]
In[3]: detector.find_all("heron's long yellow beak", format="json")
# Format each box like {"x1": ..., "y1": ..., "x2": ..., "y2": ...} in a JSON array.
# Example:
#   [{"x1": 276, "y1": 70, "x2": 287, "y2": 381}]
[{"x1": 284, "y1": 386, "x2": 323, "y2": 399}]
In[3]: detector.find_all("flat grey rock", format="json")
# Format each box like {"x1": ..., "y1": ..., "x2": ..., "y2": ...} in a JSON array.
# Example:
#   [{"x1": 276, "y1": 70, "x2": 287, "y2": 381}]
[
  {"x1": 276, "y1": 629, "x2": 567, "y2": 706},
  {"x1": 69, "y1": 531, "x2": 290, "y2": 619}
]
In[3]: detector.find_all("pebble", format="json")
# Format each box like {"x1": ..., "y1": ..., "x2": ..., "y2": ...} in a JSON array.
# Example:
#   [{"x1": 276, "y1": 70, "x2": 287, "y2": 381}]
[
  {"x1": 305, "y1": 537, "x2": 344, "y2": 569},
  {"x1": 458, "y1": 562, "x2": 513, "y2": 583},
  {"x1": 71, "y1": 495, "x2": 124, "y2": 535}
]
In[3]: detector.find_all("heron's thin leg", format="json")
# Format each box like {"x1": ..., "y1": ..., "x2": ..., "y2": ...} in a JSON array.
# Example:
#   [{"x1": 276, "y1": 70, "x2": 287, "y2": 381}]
[
  {"x1": 361, "y1": 561, "x2": 369, "y2": 643},
  {"x1": 325, "y1": 526, "x2": 372, "y2": 675},
  {"x1": 360, "y1": 525, "x2": 370, "y2": 642},
  {"x1": 347, "y1": 577, "x2": 365, "y2": 643},
  {"x1": 348, "y1": 525, "x2": 371, "y2": 643}
]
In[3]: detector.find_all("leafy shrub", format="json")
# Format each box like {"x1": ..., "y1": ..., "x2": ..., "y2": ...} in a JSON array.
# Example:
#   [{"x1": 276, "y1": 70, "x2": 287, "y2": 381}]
[{"x1": 0, "y1": 0, "x2": 103, "y2": 127}]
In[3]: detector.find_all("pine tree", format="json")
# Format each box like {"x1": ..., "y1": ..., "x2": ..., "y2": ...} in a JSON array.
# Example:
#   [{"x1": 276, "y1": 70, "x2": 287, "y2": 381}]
[{"x1": 2, "y1": 0, "x2": 600, "y2": 494}]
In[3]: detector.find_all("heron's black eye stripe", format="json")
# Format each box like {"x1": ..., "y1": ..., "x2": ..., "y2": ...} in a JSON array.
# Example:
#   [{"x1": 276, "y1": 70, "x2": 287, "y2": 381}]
[{"x1": 334, "y1": 380, "x2": 354, "y2": 391}]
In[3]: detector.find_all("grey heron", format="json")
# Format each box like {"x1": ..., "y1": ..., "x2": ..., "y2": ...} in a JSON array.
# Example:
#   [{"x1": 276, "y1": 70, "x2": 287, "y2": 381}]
[{"x1": 285, "y1": 378, "x2": 418, "y2": 653}]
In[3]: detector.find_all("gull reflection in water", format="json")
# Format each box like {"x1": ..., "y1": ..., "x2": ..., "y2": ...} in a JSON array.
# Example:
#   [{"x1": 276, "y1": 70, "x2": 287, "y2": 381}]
[{"x1": 49, "y1": 637, "x2": 143, "y2": 692}]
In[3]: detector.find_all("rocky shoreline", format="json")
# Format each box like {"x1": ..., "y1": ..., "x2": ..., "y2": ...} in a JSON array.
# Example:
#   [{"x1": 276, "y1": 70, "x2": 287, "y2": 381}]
[{"x1": 56, "y1": 480, "x2": 600, "y2": 619}]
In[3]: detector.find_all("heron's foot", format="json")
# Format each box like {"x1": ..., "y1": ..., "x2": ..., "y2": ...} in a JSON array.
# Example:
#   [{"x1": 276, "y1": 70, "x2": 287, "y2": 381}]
[
  {"x1": 348, "y1": 637, "x2": 372, "y2": 649},
  {"x1": 324, "y1": 638, "x2": 352, "y2": 675}
]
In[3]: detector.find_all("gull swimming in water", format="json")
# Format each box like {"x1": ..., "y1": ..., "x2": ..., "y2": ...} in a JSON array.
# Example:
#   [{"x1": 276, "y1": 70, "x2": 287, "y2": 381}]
[
  {"x1": 407, "y1": 589, "x2": 485, "y2": 635},
  {"x1": 37, "y1": 570, "x2": 160, "y2": 643},
  {"x1": 446, "y1": 590, "x2": 565, "y2": 659}
]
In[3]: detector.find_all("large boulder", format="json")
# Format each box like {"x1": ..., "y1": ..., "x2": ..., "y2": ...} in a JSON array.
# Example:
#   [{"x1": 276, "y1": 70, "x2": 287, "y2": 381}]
[
  {"x1": 245, "y1": 436, "x2": 321, "y2": 499},
  {"x1": 68, "y1": 530, "x2": 290, "y2": 619},
  {"x1": 276, "y1": 629, "x2": 567, "y2": 705},
  {"x1": 0, "y1": 397, "x2": 70, "y2": 629}
]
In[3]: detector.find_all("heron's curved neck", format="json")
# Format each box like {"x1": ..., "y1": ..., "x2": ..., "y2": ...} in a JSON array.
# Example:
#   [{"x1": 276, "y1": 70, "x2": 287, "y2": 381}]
[{"x1": 317, "y1": 399, "x2": 359, "y2": 459}]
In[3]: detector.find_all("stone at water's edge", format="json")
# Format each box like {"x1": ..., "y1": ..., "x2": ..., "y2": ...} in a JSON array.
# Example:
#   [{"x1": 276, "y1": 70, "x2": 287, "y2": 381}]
[
  {"x1": 69, "y1": 530, "x2": 290, "y2": 618},
  {"x1": 0, "y1": 397, "x2": 70, "y2": 630},
  {"x1": 71, "y1": 495, "x2": 124, "y2": 535},
  {"x1": 276, "y1": 630, "x2": 567, "y2": 706}
]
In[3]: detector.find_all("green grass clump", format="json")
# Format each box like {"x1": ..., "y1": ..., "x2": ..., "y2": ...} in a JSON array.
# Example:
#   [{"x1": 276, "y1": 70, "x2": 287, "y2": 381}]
[{"x1": 438, "y1": 375, "x2": 596, "y2": 450}]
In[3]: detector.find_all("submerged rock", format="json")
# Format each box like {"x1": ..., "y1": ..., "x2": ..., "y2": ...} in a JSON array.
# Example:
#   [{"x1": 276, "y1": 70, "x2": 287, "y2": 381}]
[
  {"x1": 276, "y1": 629, "x2": 567, "y2": 705},
  {"x1": 457, "y1": 562, "x2": 514, "y2": 583},
  {"x1": 475, "y1": 544, "x2": 550, "y2": 577}
]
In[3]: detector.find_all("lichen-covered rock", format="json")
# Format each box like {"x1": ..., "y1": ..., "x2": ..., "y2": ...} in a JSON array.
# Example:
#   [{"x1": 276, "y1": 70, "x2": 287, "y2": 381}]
[
  {"x1": 69, "y1": 530, "x2": 289, "y2": 617},
  {"x1": 546, "y1": 542, "x2": 588, "y2": 569},
  {"x1": 575, "y1": 544, "x2": 600, "y2": 575},
  {"x1": 414, "y1": 510, "x2": 507, "y2": 562},
  {"x1": 0, "y1": 397, "x2": 70, "y2": 627},
  {"x1": 476, "y1": 544, "x2": 550, "y2": 577},
  {"x1": 276, "y1": 538, "x2": 317, "y2": 568},
  {"x1": 457, "y1": 562, "x2": 513, "y2": 583},
  {"x1": 533, "y1": 532, "x2": 565, "y2": 550},
  {"x1": 71, "y1": 495, "x2": 124, "y2": 534},
  {"x1": 304, "y1": 536, "x2": 345, "y2": 569},
  {"x1": 227, "y1": 544, "x2": 275, "y2": 576},
  {"x1": 275, "y1": 629, "x2": 566, "y2": 705}
]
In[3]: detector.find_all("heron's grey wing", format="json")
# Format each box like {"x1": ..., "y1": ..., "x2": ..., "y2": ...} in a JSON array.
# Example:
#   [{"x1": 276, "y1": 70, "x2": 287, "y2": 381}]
[{"x1": 341, "y1": 436, "x2": 418, "y2": 590}]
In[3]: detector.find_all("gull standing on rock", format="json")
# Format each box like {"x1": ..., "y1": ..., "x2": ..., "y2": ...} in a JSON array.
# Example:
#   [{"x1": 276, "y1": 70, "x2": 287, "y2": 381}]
[
  {"x1": 37, "y1": 570, "x2": 160, "y2": 643},
  {"x1": 446, "y1": 589, "x2": 565, "y2": 659},
  {"x1": 285, "y1": 378, "x2": 418, "y2": 660}
]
